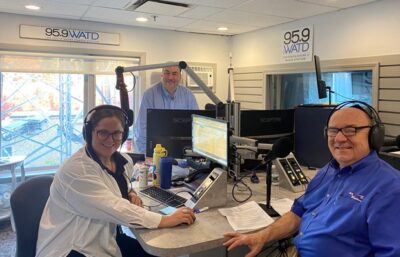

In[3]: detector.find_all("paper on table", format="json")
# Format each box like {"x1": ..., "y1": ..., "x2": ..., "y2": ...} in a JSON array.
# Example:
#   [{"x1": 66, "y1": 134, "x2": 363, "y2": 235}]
[
  {"x1": 390, "y1": 151, "x2": 400, "y2": 156},
  {"x1": 271, "y1": 198, "x2": 294, "y2": 216},
  {"x1": 172, "y1": 165, "x2": 190, "y2": 178},
  {"x1": 218, "y1": 201, "x2": 274, "y2": 233}
]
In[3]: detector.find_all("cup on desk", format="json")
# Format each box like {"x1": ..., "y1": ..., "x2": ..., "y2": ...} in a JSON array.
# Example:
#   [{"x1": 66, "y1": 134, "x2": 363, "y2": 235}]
[{"x1": 160, "y1": 157, "x2": 173, "y2": 189}]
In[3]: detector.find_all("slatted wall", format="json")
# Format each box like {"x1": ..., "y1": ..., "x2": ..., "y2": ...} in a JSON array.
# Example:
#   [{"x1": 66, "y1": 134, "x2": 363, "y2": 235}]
[
  {"x1": 233, "y1": 70, "x2": 265, "y2": 110},
  {"x1": 379, "y1": 61, "x2": 400, "y2": 139},
  {"x1": 233, "y1": 55, "x2": 400, "y2": 139}
]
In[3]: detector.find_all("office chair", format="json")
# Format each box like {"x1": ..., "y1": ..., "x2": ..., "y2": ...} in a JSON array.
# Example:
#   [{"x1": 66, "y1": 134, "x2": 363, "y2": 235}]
[{"x1": 10, "y1": 175, "x2": 53, "y2": 257}]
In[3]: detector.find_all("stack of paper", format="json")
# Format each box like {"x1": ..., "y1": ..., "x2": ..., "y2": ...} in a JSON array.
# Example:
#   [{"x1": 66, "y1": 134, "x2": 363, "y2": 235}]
[{"x1": 218, "y1": 201, "x2": 274, "y2": 233}]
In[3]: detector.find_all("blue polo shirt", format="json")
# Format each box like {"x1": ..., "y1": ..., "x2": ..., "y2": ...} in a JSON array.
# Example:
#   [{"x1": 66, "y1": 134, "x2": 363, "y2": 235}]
[
  {"x1": 133, "y1": 82, "x2": 198, "y2": 154},
  {"x1": 291, "y1": 151, "x2": 400, "y2": 257}
]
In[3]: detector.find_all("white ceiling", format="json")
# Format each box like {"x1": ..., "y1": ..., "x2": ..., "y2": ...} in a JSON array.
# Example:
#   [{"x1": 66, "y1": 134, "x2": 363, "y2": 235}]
[{"x1": 0, "y1": 0, "x2": 379, "y2": 35}]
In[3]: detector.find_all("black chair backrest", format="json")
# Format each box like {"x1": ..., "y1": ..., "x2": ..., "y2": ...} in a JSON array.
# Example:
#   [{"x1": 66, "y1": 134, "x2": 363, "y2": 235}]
[{"x1": 10, "y1": 175, "x2": 53, "y2": 257}]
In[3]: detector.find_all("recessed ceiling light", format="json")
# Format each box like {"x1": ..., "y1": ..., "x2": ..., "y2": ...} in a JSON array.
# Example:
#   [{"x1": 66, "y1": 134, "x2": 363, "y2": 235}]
[
  {"x1": 217, "y1": 26, "x2": 228, "y2": 31},
  {"x1": 136, "y1": 17, "x2": 148, "y2": 22},
  {"x1": 25, "y1": 5, "x2": 40, "y2": 10}
]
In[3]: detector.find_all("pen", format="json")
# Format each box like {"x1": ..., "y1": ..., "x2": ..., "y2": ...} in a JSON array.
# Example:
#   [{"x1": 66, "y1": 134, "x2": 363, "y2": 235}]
[{"x1": 194, "y1": 207, "x2": 209, "y2": 213}]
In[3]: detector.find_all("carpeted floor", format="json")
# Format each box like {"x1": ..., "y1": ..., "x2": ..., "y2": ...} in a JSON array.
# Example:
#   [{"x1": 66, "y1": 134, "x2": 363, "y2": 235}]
[{"x1": 0, "y1": 220, "x2": 16, "y2": 257}]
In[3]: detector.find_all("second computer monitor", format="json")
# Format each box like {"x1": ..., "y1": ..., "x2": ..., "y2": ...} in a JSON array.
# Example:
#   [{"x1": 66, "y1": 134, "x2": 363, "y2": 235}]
[
  {"x1": 240, "y1": 109, "x2": 295, "y2": 143},
  {"x1": 146, "y1": 109, "x2": 215, "y2": 158},
  {"x1": 192, "y1": 115, "x2": 229, "y2": 167}
]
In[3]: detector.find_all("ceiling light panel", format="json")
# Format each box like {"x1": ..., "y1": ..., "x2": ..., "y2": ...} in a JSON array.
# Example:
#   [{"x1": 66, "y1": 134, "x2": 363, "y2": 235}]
[
  {"x1": 179, "y1": 6, "x2": 223, "y2": 19},
  {"x1": 135, "y1": 1, "x2": 189, "y2": 16},
  {"x1": 182, "y1": 19, "x2": 259, "y2": 35},
  {"x1": 235, "y1": 0, "x2": 337, "y2": 19},
  {"x1": 299, "y1": 0, "x2": 377, "y2": 9},
  {"x1": 190, "y1": 0, "x2": 249, "y2": 8},
  {"x1": 206, "y1": 10, "x2": 292, "y2": 27},
  {"x1": 92, "y1": 0, "x2": 132, "y2": 9}
]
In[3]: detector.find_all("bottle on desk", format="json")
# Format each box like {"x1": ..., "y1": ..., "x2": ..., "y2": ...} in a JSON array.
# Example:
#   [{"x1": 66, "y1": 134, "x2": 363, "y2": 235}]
[
  {"x1": 271, "y1": 164, "x2": 280, "y2": 186},
  {"x1": 152, "y1": 144, "x2": 168, "y2": 186}
]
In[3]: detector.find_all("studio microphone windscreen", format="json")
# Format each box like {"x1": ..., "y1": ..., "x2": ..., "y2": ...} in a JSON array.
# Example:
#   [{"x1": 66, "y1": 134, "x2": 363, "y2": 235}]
[
  {"x1": 383, "y1": 135, "x2": 400, "y2": 148},
  {"x1": 271, "y1": 137, "x2": 293, "y2": 158}
]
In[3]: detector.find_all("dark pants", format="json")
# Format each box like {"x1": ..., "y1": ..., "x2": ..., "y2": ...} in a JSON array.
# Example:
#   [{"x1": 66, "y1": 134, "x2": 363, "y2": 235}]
[{"x1": 67, "y1": 230, "x2": 157, "y2": 257}]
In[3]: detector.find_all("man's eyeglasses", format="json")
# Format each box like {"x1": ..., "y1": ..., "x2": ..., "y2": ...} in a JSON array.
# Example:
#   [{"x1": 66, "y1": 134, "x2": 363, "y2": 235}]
[
  {"x1": 163, "y1": 71, "x2": 180, "y2": 77},
  {"x1": 325, "y1": 126, "x2": 372, "y2": 137},
  {"x1": 95, "y1": 130, "x2": 124, "y2": 141}
]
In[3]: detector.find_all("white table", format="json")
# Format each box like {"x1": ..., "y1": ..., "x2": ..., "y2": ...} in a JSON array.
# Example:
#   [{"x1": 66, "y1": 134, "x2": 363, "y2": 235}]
[
  {"x1": 130, "y1": 168, "x2": 316, "y2": 257},
  {"x1": 0, "y1": 155, "x2": 26, "y2": 221}
]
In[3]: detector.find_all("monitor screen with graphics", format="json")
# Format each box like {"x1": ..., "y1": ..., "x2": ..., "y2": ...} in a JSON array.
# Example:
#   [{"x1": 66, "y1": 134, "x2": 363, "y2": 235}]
[{"x1": 192, "y1": 115, "x2": 229, "y2": 167}]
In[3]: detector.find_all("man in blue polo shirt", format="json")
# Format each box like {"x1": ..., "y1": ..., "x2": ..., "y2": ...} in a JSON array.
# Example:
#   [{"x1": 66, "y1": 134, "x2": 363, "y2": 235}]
[
  {"x1": 133, "y1": 65, "x2": 198, "y2": 154},
  {"x1": 224, "y1": 101, "x2": 400, "y2": 257}
]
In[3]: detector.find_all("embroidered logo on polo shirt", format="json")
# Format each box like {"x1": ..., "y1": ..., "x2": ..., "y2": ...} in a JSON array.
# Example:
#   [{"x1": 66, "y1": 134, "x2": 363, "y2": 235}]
[{"x1": 349, "y1": 192, "x2": 364, "y2": 202}]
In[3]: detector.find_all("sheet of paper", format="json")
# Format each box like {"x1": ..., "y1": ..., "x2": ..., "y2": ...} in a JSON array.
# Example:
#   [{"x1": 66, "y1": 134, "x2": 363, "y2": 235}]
[
  {"x1": 172, "y1": 165, "x2": 190, "y2": 178},
  {"x1": 271, "y1": 198, "x2": 294, "y2": 216},
  {"x1": 390, "y1": 151, "x2": 400, "y2": 156},
  {"x1": 218, "y1": 201, "x2": 274, "y2": 233}
]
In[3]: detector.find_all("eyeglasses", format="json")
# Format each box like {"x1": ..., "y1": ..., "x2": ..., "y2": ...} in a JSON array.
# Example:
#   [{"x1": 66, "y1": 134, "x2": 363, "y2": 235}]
[
  {"x1": 95, "y1": 130, "x2": 124, "y2": 141},
  {"x1": 325, "y1": 126, "x2": 372, "y2": 137},
  {"x1": 163, "y1": 71, "x2": 180, "y2": 77}
]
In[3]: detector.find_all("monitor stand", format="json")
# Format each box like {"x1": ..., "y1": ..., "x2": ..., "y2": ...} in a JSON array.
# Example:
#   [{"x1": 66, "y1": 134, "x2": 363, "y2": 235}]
[
  {"x1": 183, "y1": 172, "x2": 209, "y2": 191},
  {"x1": 258, "y1": 203, "x2": 280, "y2": 217}
]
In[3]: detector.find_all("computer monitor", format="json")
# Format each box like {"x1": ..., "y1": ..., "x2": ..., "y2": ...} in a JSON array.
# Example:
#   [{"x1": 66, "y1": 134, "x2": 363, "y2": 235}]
[
  {"x1": 314, "y1": 55, "x2": 327, "y2": 99},
  {"x1": 146, "y1": 109, "x2": 215, "y2": 158},
  {"x1": 240, "y1": 109, "x2": 295, "y2": 144},
  {"x1": 294, "y1": 105, "x2": 333, "y2": 168},
  {"x1": 192, "y1": 115, "x2": 229, "y2": 167}
]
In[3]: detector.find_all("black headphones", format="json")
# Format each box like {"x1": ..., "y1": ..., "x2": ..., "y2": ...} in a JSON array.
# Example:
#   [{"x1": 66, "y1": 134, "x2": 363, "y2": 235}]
[
  {"x1": 325, "y1": 100, "x2": 385, "y2": 150},
  {"x1": 83, "y1": 105, "x2": 130, "y2": 144}
]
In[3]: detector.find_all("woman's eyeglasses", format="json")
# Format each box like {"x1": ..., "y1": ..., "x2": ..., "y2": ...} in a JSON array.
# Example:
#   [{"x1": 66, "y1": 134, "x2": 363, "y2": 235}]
[{"x1": 95, "y1": 130, "x2": 124, "y2": 141}]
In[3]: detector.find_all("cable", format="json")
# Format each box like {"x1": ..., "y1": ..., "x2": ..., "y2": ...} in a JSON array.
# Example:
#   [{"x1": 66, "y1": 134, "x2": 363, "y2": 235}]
[
  {"x1": 333, "y1": 91, "x2": 356, "y2": 101},
  {"x1": 127, "y1": 72, "x2": 137, "y2": 92},
  {"x1": 231, "y1": 170, "x2": 253, "y2": 203}
]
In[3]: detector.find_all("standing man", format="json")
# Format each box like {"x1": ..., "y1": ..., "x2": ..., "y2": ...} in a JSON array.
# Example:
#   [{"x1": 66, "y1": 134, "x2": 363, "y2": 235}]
[
  {"x1": 224, "y1": 101, "x2": 400, "y2": 257},
  {"x1": 134, "y1": 65, "x2": 198, "y2": 154}
]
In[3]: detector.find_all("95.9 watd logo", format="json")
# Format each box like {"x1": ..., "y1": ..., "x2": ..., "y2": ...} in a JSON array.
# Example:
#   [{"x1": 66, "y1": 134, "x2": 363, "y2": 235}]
[
  {"x1": 281, "y1": 26, "x2": 313, "y2": 63},
  {"x1": 44, "y1": 27, "x2": 100, "y2": 41}
]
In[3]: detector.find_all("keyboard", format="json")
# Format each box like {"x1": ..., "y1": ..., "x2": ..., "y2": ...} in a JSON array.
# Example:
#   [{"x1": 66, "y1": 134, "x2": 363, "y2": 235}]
[{"x1": 140, "y1": 186, "x2": 187, "y2": 208}]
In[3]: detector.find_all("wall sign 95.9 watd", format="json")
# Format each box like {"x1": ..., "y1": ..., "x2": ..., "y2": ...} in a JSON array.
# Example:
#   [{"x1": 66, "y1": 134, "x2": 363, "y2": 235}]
[{"x1": 281, "y1": 26, "x2": 313, "y2": 63}]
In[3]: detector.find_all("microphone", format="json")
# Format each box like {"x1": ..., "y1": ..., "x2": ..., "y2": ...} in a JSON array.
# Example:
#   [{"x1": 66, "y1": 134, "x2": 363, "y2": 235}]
[
  {"x1": 263, "y1": 137, "x2": 293, "y2": 163},
  {"x1": 115, "y1": 66, "x2": 134, "y2": 126},
  {"x1": 205, "y1": 103, "x2": 216, "y2": 110},
  {"x1": 260, "y1": 137, "x2": 293, "y2": 217},
  {"x1": 382, "y1": 135, "x2": 400, "y2": 148}
]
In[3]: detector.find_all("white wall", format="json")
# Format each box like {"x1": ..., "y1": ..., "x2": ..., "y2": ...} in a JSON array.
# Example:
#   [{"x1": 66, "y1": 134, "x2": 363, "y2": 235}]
[
  {"x1": 0, "y1": 12, "x2": 231, "y2": 109},
  {"x1": 231, "y1": 0, "x2": 400, "y2": 67},
  {"x1": 2, "y1": 0, "x2": 399, "y2": 106}
]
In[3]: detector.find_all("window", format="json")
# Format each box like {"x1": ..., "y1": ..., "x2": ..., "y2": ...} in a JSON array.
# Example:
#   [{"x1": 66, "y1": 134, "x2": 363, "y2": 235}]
[
  {"x1": 0, "y1": 52, "x2": 139, "y2": 177},
  {"x1": 267, "y1": 70, "x2": 372, "y2": 109},
  {"x1": 95, "y1": 74, "x2": 137, "y2": 150}
]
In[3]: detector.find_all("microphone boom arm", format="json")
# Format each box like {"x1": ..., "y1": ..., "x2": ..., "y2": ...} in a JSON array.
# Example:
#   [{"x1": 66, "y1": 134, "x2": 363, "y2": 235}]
[{"x1": 116, "y1": 61, "x2": 224, "y2": 106}]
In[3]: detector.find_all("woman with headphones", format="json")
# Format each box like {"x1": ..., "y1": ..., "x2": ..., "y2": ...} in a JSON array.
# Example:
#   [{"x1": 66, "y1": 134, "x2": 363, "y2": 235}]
[{"x1": 36, "y1": 105, "x2": 195, "y2": 257}]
